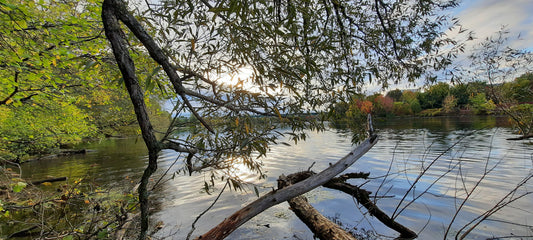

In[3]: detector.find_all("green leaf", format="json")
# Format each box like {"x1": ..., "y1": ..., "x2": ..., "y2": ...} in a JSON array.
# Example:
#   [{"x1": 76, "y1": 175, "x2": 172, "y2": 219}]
[
  {"x1": 254, "y1": 186, "x2": 259, "y2": 197},
  {"x1": 97, "y1": 229, "x2": 108, "y2": 239},
  {"x1": 62, "y1": 235, "x2": 74, "y2": 240},
  {"x1": 12, "y1": 182, "x2": 27, "y2": 193},
  {"x1": 15, "y1": 20, "x2": 28, "y2": 30}
]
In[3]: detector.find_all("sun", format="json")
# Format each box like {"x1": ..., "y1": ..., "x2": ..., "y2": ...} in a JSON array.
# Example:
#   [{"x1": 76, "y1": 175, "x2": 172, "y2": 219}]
[{"x1": 217, "y1": 67, "x2": 259, "y2": 92}]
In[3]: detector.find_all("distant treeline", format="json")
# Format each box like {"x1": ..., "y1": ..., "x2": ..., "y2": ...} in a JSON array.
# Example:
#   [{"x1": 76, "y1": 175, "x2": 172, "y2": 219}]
[{"x1": 331, "y1": 73, "x2": 532, "y2": 136}]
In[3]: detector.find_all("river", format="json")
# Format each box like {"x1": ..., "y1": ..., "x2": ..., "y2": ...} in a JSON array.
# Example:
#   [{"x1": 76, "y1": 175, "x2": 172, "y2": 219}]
[{"x1": 19, "y1": 116, "x2": 533, "y2": 239}]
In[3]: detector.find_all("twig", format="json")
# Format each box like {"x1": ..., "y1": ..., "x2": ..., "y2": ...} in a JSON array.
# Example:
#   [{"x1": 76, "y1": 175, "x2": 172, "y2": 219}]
[
  {"x1": 392, "y1": 132, "x2": 471, "y2": 219},
  {"x1": 444, "y1": 131, "x2": 499, "y2": 238},
  {"x1": 374, "y1": 141, "x2": 398, "y2": 203},
  {"x1": 186, "y1": 181, "x2": 229, "y2": 240},
  {"x1": 456, "y1": 174, "x2": 533, "y2": 239},
  {"x1": 151, "y1": 154, "x2": 182, "y2": 191},
  {"x1": 306, "y1": 161, "x2": 315, "y2": 171}
]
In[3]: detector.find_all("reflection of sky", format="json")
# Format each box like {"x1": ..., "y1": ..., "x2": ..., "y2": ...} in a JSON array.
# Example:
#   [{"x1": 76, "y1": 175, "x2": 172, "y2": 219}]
[
  {"x1": 147, "y1": 117, "x2": 533, "y2": 239},
  {"x1": 356, "y1": 125, "x2": 532, "y2": 239}
]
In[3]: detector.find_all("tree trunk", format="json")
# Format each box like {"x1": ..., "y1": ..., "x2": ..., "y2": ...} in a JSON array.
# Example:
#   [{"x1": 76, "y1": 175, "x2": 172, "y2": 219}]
[{"x1": 102, "y1": 1, "x2": 161, "y2": 238}]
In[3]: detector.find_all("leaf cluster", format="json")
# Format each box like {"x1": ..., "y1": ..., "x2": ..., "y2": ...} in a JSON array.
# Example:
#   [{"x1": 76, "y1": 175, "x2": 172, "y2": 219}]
[
  {"x1": 0, "y1": 0, "x2": 173, "y2": 159},
  {"x1": 106, "y1": 0, "x2": 464, "y2": 185}
]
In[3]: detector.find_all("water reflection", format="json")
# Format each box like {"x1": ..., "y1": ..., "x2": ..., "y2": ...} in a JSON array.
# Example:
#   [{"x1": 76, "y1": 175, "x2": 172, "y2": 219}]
[
  {"x1": 21, "y1": 137, "x2": 148, "y2": 189},
  {"x1": 17, "y1": 117, "x2": 532, "y2": 239}
]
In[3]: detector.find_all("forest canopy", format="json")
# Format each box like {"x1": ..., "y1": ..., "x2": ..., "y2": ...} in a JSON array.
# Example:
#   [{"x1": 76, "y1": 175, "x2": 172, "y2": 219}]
[{"x1": 0, "y1": 0, "x2": 170, "y2": 161}]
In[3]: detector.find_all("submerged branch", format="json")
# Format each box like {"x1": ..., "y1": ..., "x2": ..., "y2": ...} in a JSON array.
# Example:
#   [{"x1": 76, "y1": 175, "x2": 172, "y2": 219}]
[
  {"x1": 196, "y1": 135, "x2": 378, "y2": 239},
  {"x1": 278, "y1": 173, "x2": 357, "y2": 240},
  {"x1": 30, "y1": 177, "x2": 67, "y2": 186},
  {"x1": 279, "y1": 171, "x2": 417, "y2": 239},
  {"x1": 324, "y1": 180, "x2": 417, "y2": 239}
]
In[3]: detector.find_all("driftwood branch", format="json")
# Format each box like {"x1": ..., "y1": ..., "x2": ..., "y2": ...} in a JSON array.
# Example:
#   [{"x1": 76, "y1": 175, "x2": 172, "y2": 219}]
[
  {"x1": 196, "y1": 135, "x2": 378, "y2": 239},
  {"x1": 324, "y1": 180, "x2": 418, "y2": 239},
  {"x1": 506, "y1": 133, "x2": 533, "y2": 140},
  {"x1": 277, "y1": 170, "x2": 417, "y2": 239},
  {"x1": 278, "y1": 171, "x2": 417, "y2": 239},
  {"x1": 278, "y1": 173, "x2": 357, "y2": 240},
  {"x1": 30, "y1": 177, "x2": 67, "y2": 186}
]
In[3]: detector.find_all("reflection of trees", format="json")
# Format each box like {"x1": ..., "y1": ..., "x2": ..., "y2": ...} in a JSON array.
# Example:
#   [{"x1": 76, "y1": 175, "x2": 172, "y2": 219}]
[
  {"x1": 21, "y1": 138, "x2": 148, "y2": 188},
  {"x1": 376, "y1": 116, "x2": 501, "y2": 133},
  {"x1": 361, "y1": 126, "x2": 532, "y2": 239},
  {"x1": 374, "y1": 117, "x2": 503, "y2": 155}
]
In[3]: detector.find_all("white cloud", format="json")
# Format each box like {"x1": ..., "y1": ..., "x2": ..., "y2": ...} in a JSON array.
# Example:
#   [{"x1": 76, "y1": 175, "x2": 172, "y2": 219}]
[
  {"x1": 364, "y1": 1, "x2": 533, "y2": 92},
  {"x1": 456, "y1": 0, "x2": 533, "y2": 49}
]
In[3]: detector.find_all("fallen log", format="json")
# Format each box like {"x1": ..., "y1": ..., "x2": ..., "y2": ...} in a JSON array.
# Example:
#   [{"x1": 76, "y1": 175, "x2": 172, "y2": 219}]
[
  {"x1": 31, "y1": 177, "x2": 67, "y2": 186},
  {"x1": 22, "y1": 149, "x2": 88, "y2": 164},
  {"x1": 196, "y1": 135, "x2": 378, "y2": 239},
  {"x1": 289, "y1": 195, "x2": 356, "y2": 240},
  {"x1": 277, "y1": 171, "x2": 417, "y2": 239},
  {"x1": 59, "y1": 149, "x2": 87, "y2": 155},
  {"x1": 7, "y1": 225, "x2": 38, "y2": 238},
  {"x1": 278, "y1": 174, "x2": 357, "y2": 240},
  {"x1": 323, "y1": 181, "x2": 417, "y2": 239},
  {"x1": 506, "y1": 134, "x2": 533, "y2": 140}
]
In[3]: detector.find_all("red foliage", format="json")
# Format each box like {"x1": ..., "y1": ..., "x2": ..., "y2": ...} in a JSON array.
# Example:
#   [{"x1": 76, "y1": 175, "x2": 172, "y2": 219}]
[
  {"x1": 373, "y1": 95, "x2": 394, "y2": 114},
  {"x1": 356, "y1": 99, "x2": 373, "y2": 114}
]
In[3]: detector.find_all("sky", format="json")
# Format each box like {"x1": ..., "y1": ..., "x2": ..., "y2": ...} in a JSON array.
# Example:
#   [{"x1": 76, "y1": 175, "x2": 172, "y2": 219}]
[
  {"x1": 454, "y1": 0, "x2": 533, "y2": 50},
  {"x1": 366, "y1": 0, "x2": 533, "y2": 93}
]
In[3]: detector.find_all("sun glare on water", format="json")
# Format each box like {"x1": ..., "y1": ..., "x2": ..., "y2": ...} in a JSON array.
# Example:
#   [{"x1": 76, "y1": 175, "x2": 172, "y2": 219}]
[{"x1": 222, "y1": 157, "x2": 259, "y2": 183}]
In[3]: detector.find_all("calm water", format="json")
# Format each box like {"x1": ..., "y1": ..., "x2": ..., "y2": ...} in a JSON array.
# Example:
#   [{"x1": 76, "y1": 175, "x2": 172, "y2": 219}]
[{"x1": 19, "y1": 116, "x2": 533, "y2": 239}]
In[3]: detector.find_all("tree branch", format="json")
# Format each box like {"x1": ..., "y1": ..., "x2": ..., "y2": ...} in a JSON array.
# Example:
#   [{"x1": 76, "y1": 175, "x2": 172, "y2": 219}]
[
  {"x1": 161, "y1": 140, "x2": 197, "y2": 154},
  {"x1": 0, "y1": 72, "x2": 19, "y2": 105},
  {"x1": 104, "y1": 0, "x2": 215, "y2": 133},
  {"x1": 324, "y1": 180, "x2": 417, "y2": 239},
  {"x1": 196, "y1": 135, "x2": 378, "y2": 239},
  {"x1": 280, "y1": 174, "x2": 357, "y2": 239},
  {"x1": 374, "y1": 0, "x2": 401, "y2": 61}
]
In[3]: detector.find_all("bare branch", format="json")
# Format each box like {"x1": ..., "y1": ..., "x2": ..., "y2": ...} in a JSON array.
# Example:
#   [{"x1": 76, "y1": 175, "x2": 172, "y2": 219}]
[
  {"x1": 196, "y1": 135, "x2": 378, "y2": 239},
  {"x1": 326, "y1": 179, "x2": 417, "y2": 238}
]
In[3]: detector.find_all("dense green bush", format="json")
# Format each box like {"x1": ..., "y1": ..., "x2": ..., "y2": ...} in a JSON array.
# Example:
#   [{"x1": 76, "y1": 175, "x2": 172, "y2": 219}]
[
  {"x1": 508, "y1": 104, "x2": 533, "y2": 136},
  {"x1": 393, "y1": 102, "x2": 412, "y2": 116},
  {"x1": 469, "y1": 93, "x2": 496, "y2": 115}
]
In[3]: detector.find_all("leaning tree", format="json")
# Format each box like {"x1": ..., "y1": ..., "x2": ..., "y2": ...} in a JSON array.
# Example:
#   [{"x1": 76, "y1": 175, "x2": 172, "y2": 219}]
[{"x1": 101, "y1": 0, "x2": 462, "y2": 238}]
